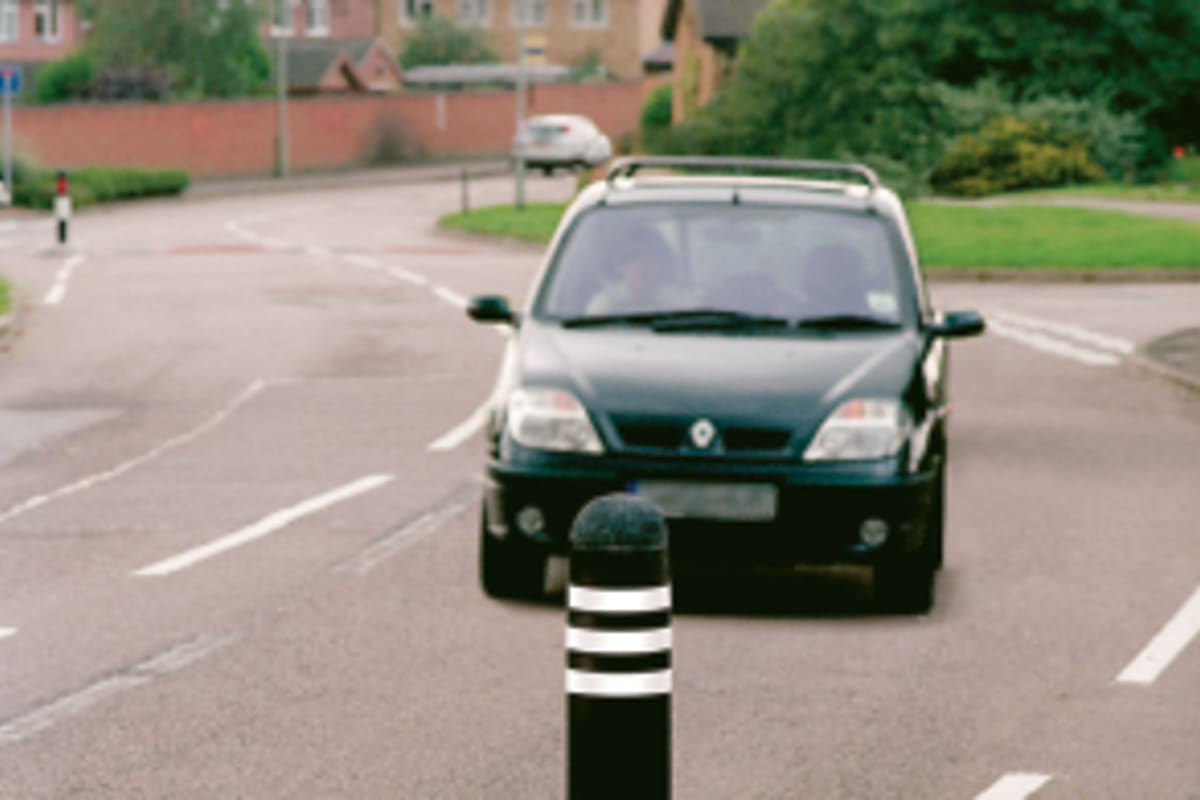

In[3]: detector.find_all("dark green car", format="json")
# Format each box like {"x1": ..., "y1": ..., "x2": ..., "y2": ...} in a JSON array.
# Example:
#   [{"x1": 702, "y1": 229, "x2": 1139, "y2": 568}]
[{"x1": 468, "y1": 157, "x2": 984, "y2": 612}]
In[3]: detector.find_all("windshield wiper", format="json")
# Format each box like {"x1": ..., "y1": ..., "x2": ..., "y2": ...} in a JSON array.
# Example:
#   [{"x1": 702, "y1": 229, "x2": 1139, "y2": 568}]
[
  {"x1": 794, "y1": 313, "x2": 901, "y2": 330},
  {"x1": 560, "y1": 309, "x2": 791, "y2": 331}
]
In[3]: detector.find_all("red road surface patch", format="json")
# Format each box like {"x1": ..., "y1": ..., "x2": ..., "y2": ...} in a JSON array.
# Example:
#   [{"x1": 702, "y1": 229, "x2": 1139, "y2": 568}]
[
  {"x1": 167, "y1": 244, "x2": 268, "y2": 255},
  {"x1": 381, "y1": 244, "x2": 480, "y2": 255}
]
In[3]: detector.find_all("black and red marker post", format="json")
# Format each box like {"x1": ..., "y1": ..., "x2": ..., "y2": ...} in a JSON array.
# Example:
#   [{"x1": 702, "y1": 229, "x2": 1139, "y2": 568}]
[
  {"x1": 567, "y1": 494, "x2": 672, "y2": 800},
  {"x1": 55, "y1": 170, "x2": 70, "y2": 245}
]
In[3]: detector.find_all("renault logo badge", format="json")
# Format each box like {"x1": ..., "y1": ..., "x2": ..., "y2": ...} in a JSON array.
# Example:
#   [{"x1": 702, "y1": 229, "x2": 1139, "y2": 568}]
[{"x1": 689, "y1": 418, "x2": 716, "y2": 449}]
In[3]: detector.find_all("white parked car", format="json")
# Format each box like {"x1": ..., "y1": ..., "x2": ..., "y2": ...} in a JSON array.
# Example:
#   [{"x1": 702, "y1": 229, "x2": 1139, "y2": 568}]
[{"x1": 512, "y1": 114, "x2": 613, "y2": 175}]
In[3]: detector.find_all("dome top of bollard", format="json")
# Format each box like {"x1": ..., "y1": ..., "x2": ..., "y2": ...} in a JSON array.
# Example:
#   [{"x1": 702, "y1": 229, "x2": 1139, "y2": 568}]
[{"x1": 570, "y1": 493, "x2": 667, "y2": 551}]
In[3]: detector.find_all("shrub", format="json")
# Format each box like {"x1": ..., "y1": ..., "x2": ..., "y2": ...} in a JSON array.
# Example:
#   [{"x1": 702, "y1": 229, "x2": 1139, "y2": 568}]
[
  {"x1": 399, "y1": 15, "x2": 499, "y2": 68},
  {"x1": 12, "y1": 163, "x2": 190, "y2": 210},
  {"x1": 32, "y1": 51, "x2": 95, "y2": 103},
  {"x1": 639, "y1": 83, "x2": 674, "y2": 153},
  {"x1": 930, "y1": 116, "x2": 1106, "y2": 197}
]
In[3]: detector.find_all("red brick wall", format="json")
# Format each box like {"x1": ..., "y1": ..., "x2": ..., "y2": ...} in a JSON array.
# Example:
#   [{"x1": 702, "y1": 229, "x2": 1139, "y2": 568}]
[{"x1": 13, "y1": 82, "x2": 647, "y2": 177}]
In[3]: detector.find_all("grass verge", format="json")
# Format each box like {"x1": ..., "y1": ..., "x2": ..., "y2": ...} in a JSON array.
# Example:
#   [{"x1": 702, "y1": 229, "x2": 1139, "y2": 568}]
[
  {"x1": 910, "y1": 204, "x2": 1200, "y2": 268},
  {"x1": 440, "y1": 202, "x2": 1200, "y2": 270},
  {"x1": 439, "y1": 203, "x2": 565, "y2": 243},
  {"x1": 0, "y1": 275, "x2": 11, "y2": 316}
]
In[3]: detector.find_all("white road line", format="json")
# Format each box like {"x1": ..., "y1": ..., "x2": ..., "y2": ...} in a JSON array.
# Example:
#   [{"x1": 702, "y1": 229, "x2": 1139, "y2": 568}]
[
  {"x1": 0, "y1": 627, "x2": 15, "y2": 640},
  {"x1": 305, "y1": 244, "x2": 333, "y2": 259},
  {"x1": 991, "y1": 310, "x2": 1134, "y2": 354},
  {"x1": 43, "y1": 254, "x2": 85, "y2": 306},
  {"x1": 1117, "y1": 583, "x2": 1200, "y2": 685},
  {"x1": 0, "y1": 379, "x2": 271, "y2": 528},
  {"x1": 427, "y1": 399, "x2": 491, "y2": 452},
  {"x1": 432, "y1": 285, "x2": 468, "y2": 308},
  {"x1": 975, "y1": 773, "x2": 1052, "y2": 800},
  {"x1": 133, "y1": 474, "x2": 394, "y2": 577},
  {"x1": 0, "y1": 633, "x2": 235, "y2": 748},
  {"x1": 389, "y1": 266, "x2": 429, "y2": 286},
  {"x1": 987, "y1": 318, "x2": 1120, "y2": 367},
  {"x1": 337, "y1": 488, "x2": 476, "y2": 575},
  {"x1": 343, "y1": 253, "x2": 381, "y2": 270}
]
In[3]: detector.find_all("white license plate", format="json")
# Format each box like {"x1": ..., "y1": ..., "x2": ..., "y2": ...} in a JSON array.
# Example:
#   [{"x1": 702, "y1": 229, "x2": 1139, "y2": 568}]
[{"x1": 634, "y1": 481, "x2": 778, "y2": 522}]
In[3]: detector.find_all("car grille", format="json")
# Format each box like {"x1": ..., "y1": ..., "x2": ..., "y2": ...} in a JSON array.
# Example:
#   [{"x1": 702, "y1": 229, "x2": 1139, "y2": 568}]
[{"x1": 613, "y1": 417, "x2": 793, "y2": 454}]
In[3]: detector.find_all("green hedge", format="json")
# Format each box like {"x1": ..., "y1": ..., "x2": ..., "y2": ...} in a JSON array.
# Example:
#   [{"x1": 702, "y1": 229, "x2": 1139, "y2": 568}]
[
  {"x1": 0, "y1": 276, "x2": 10, "y2": 316},
  {"x1": 13, "y1": 163, "x2": 191, "y2": 209},
  {"x1": 931, "y1": 116, "x2": 1106, "y2": 197}
]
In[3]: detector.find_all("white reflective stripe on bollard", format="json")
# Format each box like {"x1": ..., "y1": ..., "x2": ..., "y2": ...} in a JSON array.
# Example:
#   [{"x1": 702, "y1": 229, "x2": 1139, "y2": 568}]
[
  {"x1": 568, "y1": 585, "x2": 671, "y2": 612},
  {"x1": 566, "y1": 627, "x2": 672, "y2": 654},
  {"x1": 566, "y1": 669, "x2": 672, "y2": 697}
]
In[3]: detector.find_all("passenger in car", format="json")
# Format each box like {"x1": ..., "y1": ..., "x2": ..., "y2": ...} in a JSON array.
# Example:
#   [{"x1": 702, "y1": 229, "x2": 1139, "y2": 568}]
[{"x1": 801, "y1": 242, "x2": 873, "y2": 315}]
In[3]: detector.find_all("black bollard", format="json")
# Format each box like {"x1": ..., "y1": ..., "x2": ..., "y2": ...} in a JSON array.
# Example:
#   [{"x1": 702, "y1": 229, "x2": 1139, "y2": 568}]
[
  {"x1": 567, "y1": 493, "x2": 671, "y2": 800},
  {"x1": 54, "y1": 170, "x2": 70, "y2": 245}
]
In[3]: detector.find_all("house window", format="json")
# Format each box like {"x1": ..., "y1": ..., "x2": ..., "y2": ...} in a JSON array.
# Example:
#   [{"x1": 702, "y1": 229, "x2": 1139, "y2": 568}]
[
  {"x1": 34, "y1": 0, "x2": 62, "y2": 41},
  {"x1": 570, "y1": 0, "x2": 606, "y2": 28},
  {"x1": 457, "y1": 0, "x2": 490, "y2": 27},
  {"x1": 0, "y1": 0, "x2": 17, "y2": 43},
  {"x1": 511, "y1": 0, "x2": 547, "y2": 28},
  {"x1": 400, "y1": 0, "x2": 435, "y2": 26},
  {"x1": 306, "y1": 0, "x2": 330, "y2": 35},
  {"x1": 271, "y1": 0, "x2": 295, "y2": 34}
]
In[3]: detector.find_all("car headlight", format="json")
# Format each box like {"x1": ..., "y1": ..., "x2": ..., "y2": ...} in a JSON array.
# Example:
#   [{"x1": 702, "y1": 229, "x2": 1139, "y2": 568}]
[
  {"x1": 804, "y1": 399, "x2": 911, "y2": 461},
  {"x1": 506, "y1": 388, "x2": 604, "y2": 454}
]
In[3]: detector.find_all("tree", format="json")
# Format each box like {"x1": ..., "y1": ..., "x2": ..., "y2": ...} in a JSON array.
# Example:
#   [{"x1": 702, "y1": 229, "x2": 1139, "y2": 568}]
[
  {"x1": 399, "y1": 16, "x2": 500, "y2": 69},
  {"x1": 81, "y1": 0, "x2": 271, "y2": 99},
  {"x1": 670, "y1": 0, "x2": 1200, "y2": 188}
]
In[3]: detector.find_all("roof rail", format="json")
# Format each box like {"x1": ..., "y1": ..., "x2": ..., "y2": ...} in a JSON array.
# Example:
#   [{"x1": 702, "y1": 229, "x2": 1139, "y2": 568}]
[{"x1": 605, "y1": 156, "x2": 880, "y2": 191}]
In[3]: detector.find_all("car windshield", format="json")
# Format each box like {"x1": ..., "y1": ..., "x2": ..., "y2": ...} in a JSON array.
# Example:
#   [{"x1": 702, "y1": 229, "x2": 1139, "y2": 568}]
[{"x1": 535, "y1": 204, "x2": 911, "y2": 328}]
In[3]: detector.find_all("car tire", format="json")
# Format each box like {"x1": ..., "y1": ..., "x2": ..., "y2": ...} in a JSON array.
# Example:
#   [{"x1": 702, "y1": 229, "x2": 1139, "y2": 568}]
[
  {"x1": 874, "y1": 559, "x2": 935, "y2": 614},
  {"x1": 926, "y1": 464, "x2": 945, "y2": 570},
  {"x1": 479, "y1": 511, "x2": 545, "y2": 600}
]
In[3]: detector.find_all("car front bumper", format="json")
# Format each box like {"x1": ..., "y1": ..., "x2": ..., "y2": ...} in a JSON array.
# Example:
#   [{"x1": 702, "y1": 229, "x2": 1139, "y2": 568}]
[{"x1": 483, "y1": 453, "x2": 940, "y2": 570}]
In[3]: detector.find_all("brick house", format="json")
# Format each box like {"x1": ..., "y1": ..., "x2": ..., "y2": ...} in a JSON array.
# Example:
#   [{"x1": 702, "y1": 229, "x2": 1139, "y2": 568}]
[
  {"x1": 0, "y1": 0, "x2": 86, "y2": 87},
  {"x1": 268, "y1": 0, "x2": 377, "y2": 39},
  {"x1": 380, "y1": 0, "x2": 668, "y2": 81},
  {"x1": 661, "y1": 0, "x2": 766, "y2": 122},
  {"x1": 267, "y1": 2, "x2": 403, "y2": 93}
]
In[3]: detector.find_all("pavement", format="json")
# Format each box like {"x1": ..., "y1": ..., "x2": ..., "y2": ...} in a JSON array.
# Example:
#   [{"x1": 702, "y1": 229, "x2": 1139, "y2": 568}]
[{"x1": 2, "y1": 161, "x2": 1198, "y2": 393}]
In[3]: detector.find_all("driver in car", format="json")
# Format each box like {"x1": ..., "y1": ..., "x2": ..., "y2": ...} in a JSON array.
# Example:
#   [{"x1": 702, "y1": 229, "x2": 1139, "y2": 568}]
[{"x1": 586, "y1": 227, "x2": 692, "y2": 315}]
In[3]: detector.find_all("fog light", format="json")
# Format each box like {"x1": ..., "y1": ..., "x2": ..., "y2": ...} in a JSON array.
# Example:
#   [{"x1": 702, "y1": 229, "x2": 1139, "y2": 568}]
[
  {"x1": 516, "y1": 505, "x2": 546, "y2": 536},
  {"x1": 859, "y1": 518, "x2": 889, "y2": 547}
]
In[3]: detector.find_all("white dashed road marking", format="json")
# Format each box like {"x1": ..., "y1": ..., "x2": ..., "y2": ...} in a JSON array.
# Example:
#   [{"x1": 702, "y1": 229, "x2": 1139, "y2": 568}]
[
  {"x1": 43, "y1": 254, "x2": 85, "y2": 306},
  {"x1": 133, "y1": 474, "x2": 394, "y2": 577},
  {"x1": 986, "y1": 318, "x2": 1120, "y2": 367},
  {"x1": 975, "y1": 773, "x2": 1052, "y2": 800},
  {"x1": 1117, "y1": 583, "x2": 1200, "y2": 686},
  {"x1": 0, "y1": 634, "x2": 236, "y2": 747},
  {"x1": 0, "y1": 627, "x2": 15, "y2": 641},
  {"x1": 990, "y1": 310, "x2": 1134, "y2": 354},
  {"x1": 0, "y1": 380, "x2": 273, "y2": 528}
]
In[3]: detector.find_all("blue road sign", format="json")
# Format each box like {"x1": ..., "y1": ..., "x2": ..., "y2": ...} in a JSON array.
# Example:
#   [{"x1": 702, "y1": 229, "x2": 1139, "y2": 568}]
[{"x1": 1, "y1": 65, "x2": 22, "y2": 95}]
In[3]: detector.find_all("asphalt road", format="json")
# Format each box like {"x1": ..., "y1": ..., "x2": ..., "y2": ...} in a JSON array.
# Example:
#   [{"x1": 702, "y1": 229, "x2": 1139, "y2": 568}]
[{"x1": 0, "y1": 176, "x2": 1197, "y2": 799}]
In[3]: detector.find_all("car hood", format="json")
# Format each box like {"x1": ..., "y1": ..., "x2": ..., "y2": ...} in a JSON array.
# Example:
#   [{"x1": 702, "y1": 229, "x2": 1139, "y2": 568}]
[{"x1": 516, "y1": 322, "x2": 922, "y2": 428}]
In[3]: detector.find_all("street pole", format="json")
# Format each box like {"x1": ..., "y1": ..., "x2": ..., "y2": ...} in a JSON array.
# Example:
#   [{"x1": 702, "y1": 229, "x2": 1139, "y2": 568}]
[
  {"x1": 2, "y1": 79, "x2": 11, "y2": 207},
  {"x1": 514, "y1": 31, "x2": 527, "y2": 210},
  {"x1": 275, "y1": 5, "x2": 289, "y2": 179}
]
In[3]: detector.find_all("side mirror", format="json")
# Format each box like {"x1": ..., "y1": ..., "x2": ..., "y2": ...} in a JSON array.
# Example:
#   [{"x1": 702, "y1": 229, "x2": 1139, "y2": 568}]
[
  {"x1": 468, "y1": 294, "x2": 517, "y2": 325},
  {"x1": 929, "y1": 310, "x2": 985, "y2": 339}
]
